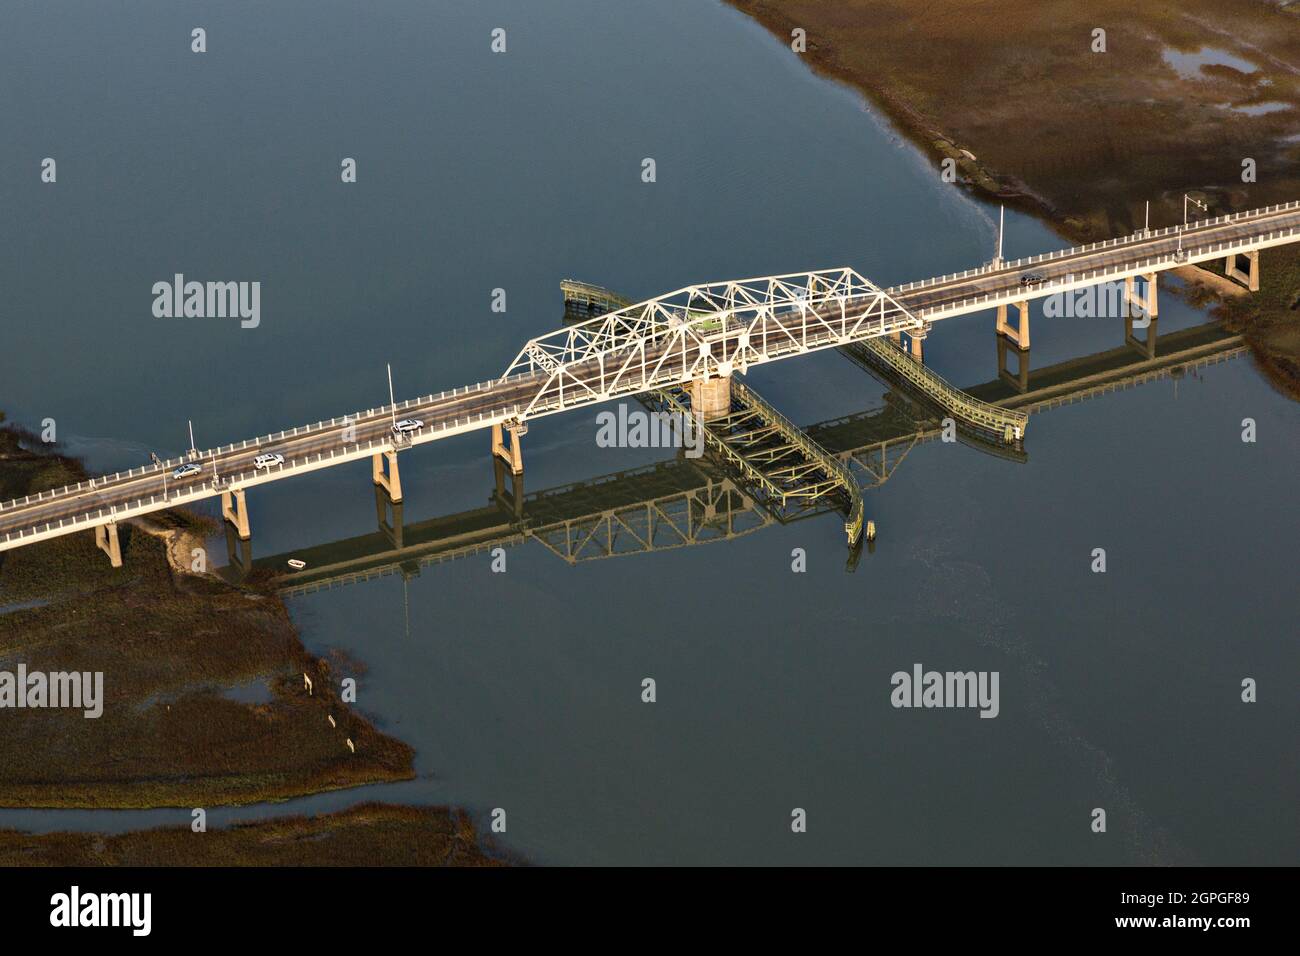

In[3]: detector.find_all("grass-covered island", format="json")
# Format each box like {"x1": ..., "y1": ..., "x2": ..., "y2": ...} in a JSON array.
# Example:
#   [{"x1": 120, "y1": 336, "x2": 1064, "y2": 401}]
[{"x1": 0, "y1": 416, "x2": 503, "y2": 864}]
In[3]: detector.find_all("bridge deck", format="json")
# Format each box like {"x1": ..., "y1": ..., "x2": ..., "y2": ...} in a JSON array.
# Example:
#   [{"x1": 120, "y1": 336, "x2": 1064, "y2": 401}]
[{"x1": 1, "y1": 201, "x2": 1293, "y2": 554}]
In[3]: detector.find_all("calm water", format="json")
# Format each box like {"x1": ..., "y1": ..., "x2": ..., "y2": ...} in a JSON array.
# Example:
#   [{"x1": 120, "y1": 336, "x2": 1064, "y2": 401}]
[{"x1": 1, "y1": 1, "x2": 1296, "y2": 865}]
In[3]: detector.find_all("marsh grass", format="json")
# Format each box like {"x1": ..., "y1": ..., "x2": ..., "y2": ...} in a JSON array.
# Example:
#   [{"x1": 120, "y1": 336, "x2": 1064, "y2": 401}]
[
  {"x1": 730, "y1": 0, "x2": 1300, "y2": 240},
  {"x1": 0, "y1": 802, "x2": 507, "y2": 866},
  {"x1": 0, "y1": 420, "x2": 415, "y2": 809}
]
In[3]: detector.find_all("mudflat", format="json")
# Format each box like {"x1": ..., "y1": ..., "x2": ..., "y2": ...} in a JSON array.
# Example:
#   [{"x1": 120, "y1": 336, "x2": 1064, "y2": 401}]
[{"x1": 729, "y1": 0, "x2": 1300, "y2": 239}]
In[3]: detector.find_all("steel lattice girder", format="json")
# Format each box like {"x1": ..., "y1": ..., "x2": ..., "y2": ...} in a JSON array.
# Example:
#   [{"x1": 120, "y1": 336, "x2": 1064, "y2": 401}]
[
  {"x1": 529, "y1": 479, "x2": 770, "y2": 563},
  {"x1": 501, "y1": 269, "x2": 925, "y2": 419}
]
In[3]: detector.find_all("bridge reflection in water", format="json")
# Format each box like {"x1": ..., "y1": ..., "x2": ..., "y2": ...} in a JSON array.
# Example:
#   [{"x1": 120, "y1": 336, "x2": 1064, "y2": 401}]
[{"x1": 225, "y1": 317, "x2": 1245, "y2": 594}]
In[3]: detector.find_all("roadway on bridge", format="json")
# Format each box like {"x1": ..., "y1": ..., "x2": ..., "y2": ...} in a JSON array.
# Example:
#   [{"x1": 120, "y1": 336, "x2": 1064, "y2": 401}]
[{"x1": 894, "y1": 204, "x2": 1300, "y2": 314}]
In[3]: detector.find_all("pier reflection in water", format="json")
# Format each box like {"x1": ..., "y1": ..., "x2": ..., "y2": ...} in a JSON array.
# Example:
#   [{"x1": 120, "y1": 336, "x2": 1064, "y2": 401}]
[{"x1": 222, "y1": 317, "x2": 1245, "y2": 592}]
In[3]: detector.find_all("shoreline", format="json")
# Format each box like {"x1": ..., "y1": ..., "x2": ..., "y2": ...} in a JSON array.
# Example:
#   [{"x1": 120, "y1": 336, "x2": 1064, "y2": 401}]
[
  {"x1": 727, "y1": 1, "x2": 1080, "y2": 239},
  {"x1": 725, "y1": 0, "x2": 1300, "y2": 395},
  {"x1": 726, "y1": 1, "x2": 1300, "y2": 234}
]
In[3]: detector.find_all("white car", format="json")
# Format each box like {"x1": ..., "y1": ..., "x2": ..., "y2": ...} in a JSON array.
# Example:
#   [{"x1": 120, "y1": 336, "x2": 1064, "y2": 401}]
[
  {"x1": 171, "y1": 463, "x2": 202, "y2": 479},
  {"x1": 254, "y1": 453, "x2": 286, "y2": 470},
  {"x1": 392, "y1": 418, "x2": 424, "y2": 435}
]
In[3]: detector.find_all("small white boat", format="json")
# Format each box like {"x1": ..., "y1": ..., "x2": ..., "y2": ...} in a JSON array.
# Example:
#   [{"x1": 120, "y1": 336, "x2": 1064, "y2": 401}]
[{"x1": 287, "y1": 559, "x2": 307, "y2": 571}]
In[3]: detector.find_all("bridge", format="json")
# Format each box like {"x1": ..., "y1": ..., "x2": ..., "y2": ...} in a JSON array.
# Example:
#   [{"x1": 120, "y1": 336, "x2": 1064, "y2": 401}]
[
  {"x1": 239, "y1": 316, "x2": 1245, "y2": 595},
  {"x1": 0, "y1": 200, "x2": 1293, "y2": 566}
]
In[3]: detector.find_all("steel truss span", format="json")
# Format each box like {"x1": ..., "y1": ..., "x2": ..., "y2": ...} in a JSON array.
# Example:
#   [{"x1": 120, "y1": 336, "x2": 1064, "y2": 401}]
[{"x1": 501, "y1": 269, "x2": 926, "y2": 419}]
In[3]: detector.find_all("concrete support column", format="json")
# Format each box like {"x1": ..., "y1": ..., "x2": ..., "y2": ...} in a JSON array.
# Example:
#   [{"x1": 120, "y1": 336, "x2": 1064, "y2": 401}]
[
  {"x1": 690, "y1": 373, "x2": 732, "y2": 422},
  {"x1": 892, "y1": 329, "x2": 924, "y2": 362},
  {"x1": 372, "y1": 449, "x2": 403, "y2": 503},
  {"x1": 221, "y1": 488, "x2": 251, "y2": 540},
  {"x1": 95, "y1": 521, "x2": 123, "y2": 568},
  {"x1": 1124, "y1": 273, "x2": 1159, "y2": 326},
  {"x1": 1224, "y1": 251, "x2": 1260, "y2": 292},
  {"x1": 492, "y1": 419, "x2": 526, "y2": 476},
  {"x1": 995, "y1": 300, "x2": 1030, "y2": 349},
  {"x1": 1143, "y1": 272, "x2": 1159, "y2": 318}
]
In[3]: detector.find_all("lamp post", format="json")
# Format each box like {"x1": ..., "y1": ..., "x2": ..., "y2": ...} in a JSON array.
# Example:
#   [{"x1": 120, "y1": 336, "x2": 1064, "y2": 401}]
[
  {"x1": 992, "y1": 204, "x2": 1005, "y2": 267},
  {"x1": 1176, "y1": 194, "x2": 1209, "y2": 258},
  {"x1": 387, "y1": 363, "x2": 398, "y2": 432}
]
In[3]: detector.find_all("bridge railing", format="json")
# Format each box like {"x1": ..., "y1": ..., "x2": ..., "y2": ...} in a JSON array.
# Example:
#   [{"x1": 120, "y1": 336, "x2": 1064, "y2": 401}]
[
  {"x1": 857, "y1": 337, "x2": 1027, "y2": 436},
  {"x1": 889, "y1": 200, "x2": 1300, "y2": 295},
  {"x1": 915, "y1": 223, "x2": 1300, "y2": 319},
  {"x1": 0, "y1": 398, "x2": 527, "y2": 548},
  {"x1": 0, "y1": 378, "x2": 510, "y2": 514}
]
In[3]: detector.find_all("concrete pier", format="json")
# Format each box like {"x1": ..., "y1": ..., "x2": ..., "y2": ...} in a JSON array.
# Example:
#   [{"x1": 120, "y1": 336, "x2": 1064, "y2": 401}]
[
  {"x1": 492, "y1": 419, "x2": 526, "y2": 475},
  {"x1": 221, "y1": 488, "x2": 251, "y2": 540},
  {"x1": 995, "y1": 300, "x2": 1030, "y2": 349},
  {"x1": 94, "y1": 521, "x2": 122, "y2": 567},
  {"x1": 690, "y1": 374, "x2": 732, "y2": 421},
  {"x1": 372, "y1": 449, "x2": 403, "y2": 503},
  {"x1": 1124, "y1": 272, "x2": 1159, "y2": 319},
  {"x1": 1224, "y1": 250, "x2": 1260, "y2": 292},
  {"x1": 891, "y1": 330, "x2": 924, "y2": 362}
]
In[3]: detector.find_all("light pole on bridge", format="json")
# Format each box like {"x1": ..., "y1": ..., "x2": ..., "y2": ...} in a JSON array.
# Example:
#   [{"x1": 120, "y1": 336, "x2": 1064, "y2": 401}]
[
  {"x1": 1176, "y1": 193, "x2": 1209, "y2": 258},
  {"x1": 991, "y1": 204, "x2": 1005, "y2": 267},
  {"x1": 387, "y1": 363, "x2": 399, "y2": 431}
]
